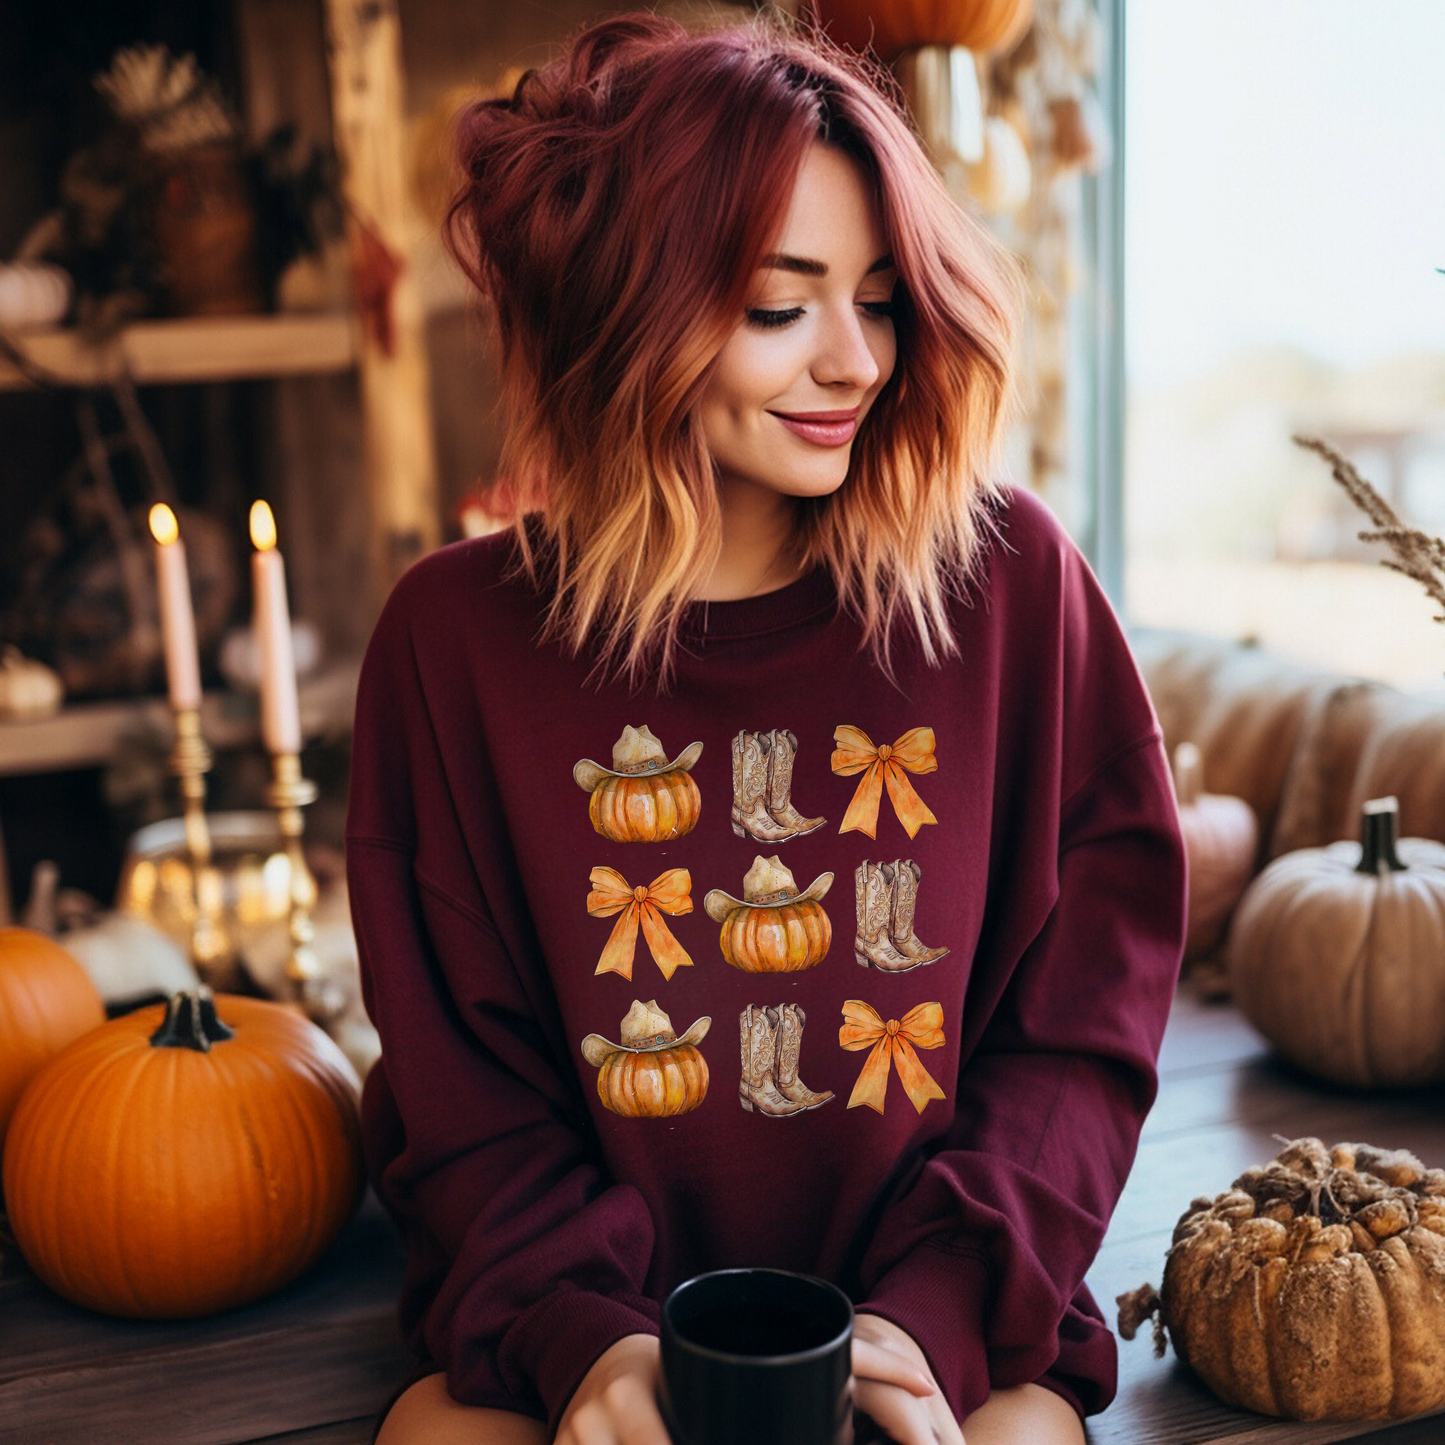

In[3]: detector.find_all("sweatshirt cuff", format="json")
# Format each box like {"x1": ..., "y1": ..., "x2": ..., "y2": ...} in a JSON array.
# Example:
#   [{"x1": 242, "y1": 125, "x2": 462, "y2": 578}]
[
  {"x1": 855, "y1": 1245, "x2": 993, "y2": 1425},
  {"x1": 499, "y1": 1288, "x2": 661, "y2": 1438}
]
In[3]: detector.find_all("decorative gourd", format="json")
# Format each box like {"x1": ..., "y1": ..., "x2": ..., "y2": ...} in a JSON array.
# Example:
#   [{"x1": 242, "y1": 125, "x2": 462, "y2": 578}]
[
  {"x1": 1118, "y1": 1135, "x2": 1445, "y2": 1421},
  {"x1": 1171, "y1": 741, "x2": 1258, "y2": 962},
  {"x1": 813, "y1": 0, "x2": 1034, "y2": 61},
  {"x1": 2, "y1": 990, "x2": 364, "y2": 1318},
  {"x1": 0, "y1": 928, "x2": 105, "y2": 1150},
  {"x1": 588, "y1": 768, "x2": 702, "y2": 843},
  {"x1": 1227, "y1": 796, "x2": 1445, "y2": 1087},
  {"x1": 594, "y1": 1044, "x2": 709, "y2": 1118},
  {"x1": 718, "y1": 900, "x2": 833, "y2": 974},
  {"x1": 0, "y1": 646, "x2": 64, "y2": 722}
]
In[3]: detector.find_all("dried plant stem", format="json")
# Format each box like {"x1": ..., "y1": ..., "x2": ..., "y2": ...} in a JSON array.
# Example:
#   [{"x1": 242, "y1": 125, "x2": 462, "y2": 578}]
[{"x1": 1293, "y1": 433, "x2": 1445, "y2": 629}]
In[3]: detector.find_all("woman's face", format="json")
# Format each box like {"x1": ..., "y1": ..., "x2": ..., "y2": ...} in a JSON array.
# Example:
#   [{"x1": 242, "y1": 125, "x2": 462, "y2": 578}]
[{"x1": 698, "y1": 141, "x2": 898, "y2": 500}]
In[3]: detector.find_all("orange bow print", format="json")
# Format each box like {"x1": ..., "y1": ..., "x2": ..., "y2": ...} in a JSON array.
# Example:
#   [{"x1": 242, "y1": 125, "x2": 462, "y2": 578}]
[
  {"x1": 838, "y1": 1000, "x2": 947, "y2": 1115},
  {"x1": 831, "y1": 725, "x2": 939, "y2": 839},
  {"x1": 587, "y1": 867, "x2": 695, "y2": 981}
]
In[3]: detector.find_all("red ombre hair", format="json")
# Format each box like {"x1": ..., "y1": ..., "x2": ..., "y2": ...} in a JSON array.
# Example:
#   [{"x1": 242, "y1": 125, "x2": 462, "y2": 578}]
[{"x1": 445, "y1": 9, "x2": 1027, "y2": 690}]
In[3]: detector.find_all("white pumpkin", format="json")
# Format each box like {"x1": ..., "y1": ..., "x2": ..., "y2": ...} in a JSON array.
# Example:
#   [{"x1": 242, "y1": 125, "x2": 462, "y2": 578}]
[{"x1": 0, "y1": 646, "x2": 64, "y2": 721}]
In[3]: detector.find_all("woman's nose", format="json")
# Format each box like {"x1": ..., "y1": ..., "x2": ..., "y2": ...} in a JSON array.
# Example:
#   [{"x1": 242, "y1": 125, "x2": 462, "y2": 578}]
[{"x1": 811, "y1": 305, "x2": 881, "y2": 391}]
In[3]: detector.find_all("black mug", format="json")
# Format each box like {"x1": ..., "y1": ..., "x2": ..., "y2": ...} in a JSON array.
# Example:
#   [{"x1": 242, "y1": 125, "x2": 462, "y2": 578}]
[{"x1": 657, "y1": 1267, "x2": 854, "y2": 1445}]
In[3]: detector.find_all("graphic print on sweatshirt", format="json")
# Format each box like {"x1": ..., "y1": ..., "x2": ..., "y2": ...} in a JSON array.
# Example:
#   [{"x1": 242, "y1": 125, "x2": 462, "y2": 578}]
[
  {"x1": 831, "y1": 724, "x2": 939, "y2": 839},
  {"x1": 853, "y1": 858, "x2": 950, "y2": 971},
  {"x1": 574, "y1": 718, "x2": 953, "y2": 1121},
  {"x1": 586, "y1": 865, "x2": 696, "y2": 981},
  {"x1": 730, "y1": 727, "x2": 827, "y2": 841},
  {"x1": 574, "y1": 724, "x2": 704, "y2": 842},
  {"x1": 703, "y1": 854, "x2": 833, "y2": 974},
  {"x1": 839, "y1": 999, "x2": 947, "y2": 1115},
  {"x1": 581, "y1": 998, "x2": 711, "y2": 1117}
]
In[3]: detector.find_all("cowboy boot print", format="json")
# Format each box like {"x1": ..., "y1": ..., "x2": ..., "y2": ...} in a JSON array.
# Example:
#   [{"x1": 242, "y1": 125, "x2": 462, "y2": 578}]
[
  {"x1": 739, "y1": 1003, "x2": 806, "y2": 1115},
  {"x1": 732, "y1": 731, "x2": 795, "y2": 842},
  {"x1": 854, "y1": 860, "x2": 920, "y2": 971},
  {"x1": 764, "y1": 729, "x2": 826, "y2": 837},
  {"x1": 888, "y1": 858, "x2": 949, "y2": 965},
  {"x1": 770, "y1": 1003, "x2": 833, "y2": 1109}
]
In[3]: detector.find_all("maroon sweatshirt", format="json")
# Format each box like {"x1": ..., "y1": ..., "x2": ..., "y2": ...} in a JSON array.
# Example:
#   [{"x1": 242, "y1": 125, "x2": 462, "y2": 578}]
[{"x1": 345, "y1": 484, "x2": 1187, "y2": 1436}]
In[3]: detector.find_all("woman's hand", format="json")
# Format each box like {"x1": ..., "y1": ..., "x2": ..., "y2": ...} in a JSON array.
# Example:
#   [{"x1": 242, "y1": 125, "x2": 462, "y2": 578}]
[
  {"x1": 553, "y1": 1332, "x2": 670, "y2": 1445},
  {"x1": 852, "y1": 1311, "x2": 966, "y2": 1445}
]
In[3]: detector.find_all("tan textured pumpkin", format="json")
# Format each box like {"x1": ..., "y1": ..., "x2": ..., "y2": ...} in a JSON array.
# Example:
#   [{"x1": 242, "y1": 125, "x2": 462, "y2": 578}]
[
  {"x1": 0, "y1": 927, "x2": 105, "y2": 1151},
  {"x1": 813, "y1": 0, "x2": 1034, "y2": 61},
  {"x1": 718, "y1": 901, "x2": 833, "y2": 974},
  {"x1": 1171, "y1": 741, "x2": 1259, "y2": 962},
  {"x1": 588, "y1": 769, "x2": 702, "y2": 844},
  {"x1": 1118, "y1": 1136, "x2": 1445, "y2": 1421},
  {"x1": 2, "y1": 990, "x2": 363, "y2": 1318},
  {"x1": 1227, "y1": 796, "x2": 1445, "y2": 1087}
]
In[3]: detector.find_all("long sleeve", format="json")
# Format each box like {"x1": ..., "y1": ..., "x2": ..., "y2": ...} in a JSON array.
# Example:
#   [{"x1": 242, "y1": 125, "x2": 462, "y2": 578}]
[
  {"x1": 346, "y1": 574, "x2": 661, "y2": 1435},
  {"x1": 853, "y1": 728, "x2": 1188, "y2": 1423}
]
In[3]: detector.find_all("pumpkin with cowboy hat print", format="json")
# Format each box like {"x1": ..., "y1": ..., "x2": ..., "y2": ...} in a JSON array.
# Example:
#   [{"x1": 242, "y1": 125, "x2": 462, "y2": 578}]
[
  {"x1": 574, "y1": 725, "x2": 703, "y2": 843},
  {"x1": 581, "y1": 999, "x2": 711, "y2": 1117},
  {"x1": 704, "y1": 855, "x2": 834, "y2": 974}
]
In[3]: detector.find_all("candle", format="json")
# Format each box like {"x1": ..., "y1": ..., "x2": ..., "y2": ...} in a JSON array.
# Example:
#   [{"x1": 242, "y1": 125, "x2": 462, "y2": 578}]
[
  {"x1": 249, "y1": 500, "x2": 302, "y2": 754},
  {"x1": 148, "y1": 504, "x2": 203, "y2": 710}
]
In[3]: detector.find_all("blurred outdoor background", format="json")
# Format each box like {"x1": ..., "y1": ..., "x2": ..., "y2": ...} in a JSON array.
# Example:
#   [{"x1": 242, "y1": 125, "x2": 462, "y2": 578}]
[{"x1": 1123, "y1": 0, "x2": 1445, "y2": 690}]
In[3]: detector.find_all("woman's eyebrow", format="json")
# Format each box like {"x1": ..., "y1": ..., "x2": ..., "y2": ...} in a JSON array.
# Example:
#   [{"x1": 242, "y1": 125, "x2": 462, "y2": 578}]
[{"x1": 758, "y1": 252, "x2": 896, "y2": 277}]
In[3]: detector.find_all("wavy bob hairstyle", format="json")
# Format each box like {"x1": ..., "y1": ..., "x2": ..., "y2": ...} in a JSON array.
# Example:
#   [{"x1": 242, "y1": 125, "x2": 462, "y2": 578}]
[{"x1": 445, "y1": 9, "x2": 1028, "y2": 689}]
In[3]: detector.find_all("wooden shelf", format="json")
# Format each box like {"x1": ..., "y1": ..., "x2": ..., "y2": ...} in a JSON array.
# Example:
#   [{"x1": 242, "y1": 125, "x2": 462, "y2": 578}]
[
  {"x1": 0, "y1": 658, "x2": 360, "y2": 778},
  {"x1": 0, "y1": 313, "x2": 359, "y2": 391}
]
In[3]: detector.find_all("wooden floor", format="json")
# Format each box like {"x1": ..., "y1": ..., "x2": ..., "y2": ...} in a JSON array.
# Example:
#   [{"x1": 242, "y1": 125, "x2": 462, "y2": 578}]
[{"x1": 2, "y1": 985, "x2": 1443, "y2": 1444}]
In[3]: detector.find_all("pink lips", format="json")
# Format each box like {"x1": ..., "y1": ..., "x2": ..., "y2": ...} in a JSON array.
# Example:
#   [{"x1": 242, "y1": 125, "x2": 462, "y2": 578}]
[{"x1": 769, "y1": 407, "x2": 861, "y2": 447}]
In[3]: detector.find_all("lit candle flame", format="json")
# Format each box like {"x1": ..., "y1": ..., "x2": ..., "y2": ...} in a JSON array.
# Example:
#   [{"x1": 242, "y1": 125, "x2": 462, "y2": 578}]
[
  {"x1": 149, "y1": 503, "x2": 179, "y2": 546},
  {"x1": 249, "y1": 500, "x2": 278, "y2": 552}
]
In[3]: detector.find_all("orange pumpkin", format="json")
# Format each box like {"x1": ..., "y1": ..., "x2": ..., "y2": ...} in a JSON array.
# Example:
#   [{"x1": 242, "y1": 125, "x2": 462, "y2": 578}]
[
  {"x1": 595, "y1": 1044, "x2": 709, "y2": 1117},
  {"x1": 0, "y1": 927, "x2": 105, "y2": 1151},
  {"x1": 1172, "y1": 741, "x2": 1259, "y2": 962},
  {"x1": 3, "y1": 989, "x2": 364, "y2": 1318},
  {"x1": 718, "y1": 900, "x2": 833, "y2": 973},
  {"x1": 588, "y1": 768, "x2": 701, "y2": 843},
  {"x1": 812, "y1": 0, "x2": 1034, "y2": 61}
]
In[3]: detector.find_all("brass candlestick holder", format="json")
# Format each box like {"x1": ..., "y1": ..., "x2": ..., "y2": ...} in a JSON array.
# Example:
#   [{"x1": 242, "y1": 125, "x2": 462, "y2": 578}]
[
  {"x1": 169, "y1": 707, "x2": 234, "y2": 982},
  {"x1": 264, "y1": 749, "x2": 323, "y2": 1011}
]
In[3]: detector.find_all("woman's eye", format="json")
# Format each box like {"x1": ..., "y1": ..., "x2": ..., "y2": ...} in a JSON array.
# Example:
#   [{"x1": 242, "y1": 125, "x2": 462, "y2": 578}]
[
  {"x1": 744, "y1": 301, "x2": 896, "y2": 331},
  {"x1": 745, "y1": 307, "x2": 804, "y2": 330}
]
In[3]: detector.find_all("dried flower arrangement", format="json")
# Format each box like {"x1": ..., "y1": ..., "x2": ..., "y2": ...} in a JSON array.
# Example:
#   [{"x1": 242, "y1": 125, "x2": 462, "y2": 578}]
[
  {"x1": 1294, "y1": 433, "x2": 1445, "y2": 658},
  {"x1": 8, "y1": 43, "x2": 341, "y2": 340},
  {"x1": 94, "y1": 44, "x2": 242, "y2": 157}
]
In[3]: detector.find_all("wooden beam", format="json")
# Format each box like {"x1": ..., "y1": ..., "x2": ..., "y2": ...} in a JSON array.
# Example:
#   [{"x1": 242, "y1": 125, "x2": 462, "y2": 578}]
[{"x1": 321, "y1": 0, "x2": 441, "y2": 597}]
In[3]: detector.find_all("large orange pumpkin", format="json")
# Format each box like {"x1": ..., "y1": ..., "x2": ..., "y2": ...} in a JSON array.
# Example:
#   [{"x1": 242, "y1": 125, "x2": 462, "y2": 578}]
[
  {"x1": 811, "y1": 0, "x2": 1034, "y2": 61},
  {"x1": 0, "y1": 927, "x2": 105, "y2": 1151},
  {"x1": 594, "y1": 1043, "x2": 709, "y2": 1117},
  {"x1": 718, "y1": 900, "x2": 832, "y2": 974},
  {"x1": 588, "y1": 768, "x2": 702, "y2": 843},
  {"x1": 3, "y1": 989, "x2": 364, "y2": 1318}
]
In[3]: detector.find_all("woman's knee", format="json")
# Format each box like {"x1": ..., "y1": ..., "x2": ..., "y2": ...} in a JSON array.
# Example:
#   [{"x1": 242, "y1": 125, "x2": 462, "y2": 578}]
[
  {"x1": 375, "y1": 1371, "x2": 549, "y2": 1445},
  {"x1": 958, "y1": 1381, "x2": 1086, "y2": 1445}
]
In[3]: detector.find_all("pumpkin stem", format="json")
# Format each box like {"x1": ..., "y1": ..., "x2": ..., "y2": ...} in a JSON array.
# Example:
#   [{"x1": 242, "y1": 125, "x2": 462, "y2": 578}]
[
  {"x1": 149, "y1": 989, "x2": 236, "y2": 1052},
  {"x1": 1356, "y1": 796, "x2": 1406, "y2": 876}
]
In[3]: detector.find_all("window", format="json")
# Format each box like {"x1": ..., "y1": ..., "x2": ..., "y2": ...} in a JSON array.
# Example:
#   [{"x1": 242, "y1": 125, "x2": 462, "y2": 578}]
[{"x1": 1120, "y1": 0, "x2": 1445, "y2": 689}]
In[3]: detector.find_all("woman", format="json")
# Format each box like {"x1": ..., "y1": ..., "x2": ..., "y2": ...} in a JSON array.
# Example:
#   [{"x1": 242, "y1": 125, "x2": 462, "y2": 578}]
[{"x1": 349, "y1": 12, "x2": 1186, "y2": 1445}]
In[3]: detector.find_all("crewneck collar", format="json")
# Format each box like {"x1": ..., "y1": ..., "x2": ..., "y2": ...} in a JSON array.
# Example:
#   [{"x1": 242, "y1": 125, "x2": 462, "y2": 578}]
[{"x1": 677, "y1": 563, "x2": 838, "y2": 640}]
